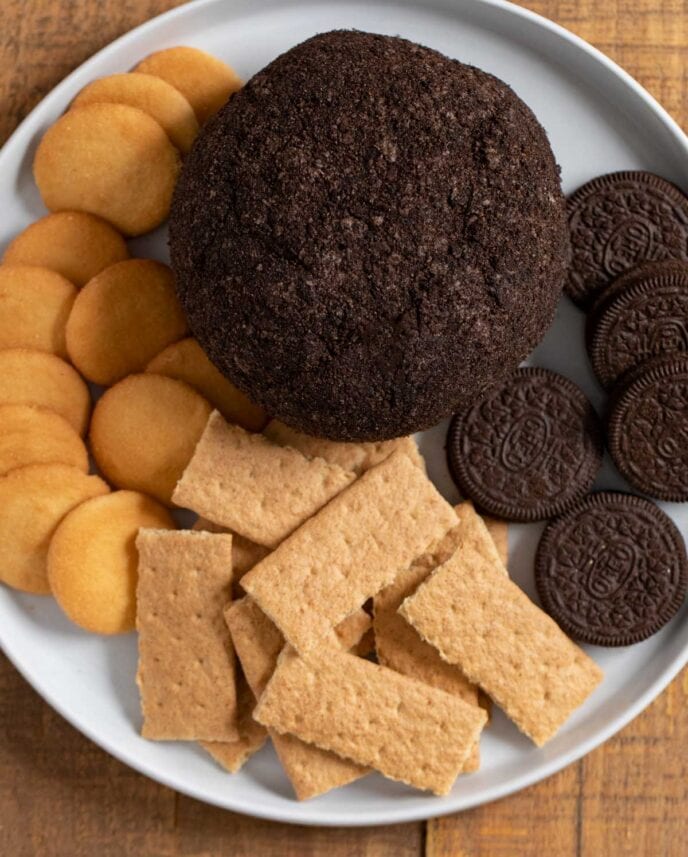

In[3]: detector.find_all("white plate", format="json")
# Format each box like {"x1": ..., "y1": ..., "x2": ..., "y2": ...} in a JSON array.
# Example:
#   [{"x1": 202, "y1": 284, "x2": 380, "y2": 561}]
[{"x1": 1, "y1": 0, "x2": 687, "y2": 828}]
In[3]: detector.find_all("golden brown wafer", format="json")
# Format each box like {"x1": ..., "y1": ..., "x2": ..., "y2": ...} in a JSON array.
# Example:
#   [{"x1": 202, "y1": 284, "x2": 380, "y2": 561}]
[
  {"x1": 0, "y1": 463, "x2": 108, "y2": 594},
  {"x1": 72, "y1": 72, "x2": 199, "y2": 153},
  {"x1": 0, "y1": 265, "x2": 76, "y2": 357},
  {"x1": 0, "y1": 348, "x2": 90, "y2": 435},
  {"x1": 33, "y1": 103, "x2": 180, "y2": 236},
  {"x1": 147, "y1": 338, "x2": 266, "y2": 431},
  {"x1": 90, "y1": 373, "x2": 212, "y2": 505},
  {"x1": 0, "y1": 404, "x2": 88, "y2": 476},
  {"x1": 2, "y1": 212, "x2": 129, "y2": 287},
  {"x1": 66, "y1": 259, "x2": 187, "y2": 385},
  {"x1": 134, "y1": 46, "x2": 242, "y2": 123},
  {"x1": 135, "y1": 529, "x2": 236, "y2": 737},
  {"x1": 48, "y1": 491, "x2": 174, "y2": 634}
]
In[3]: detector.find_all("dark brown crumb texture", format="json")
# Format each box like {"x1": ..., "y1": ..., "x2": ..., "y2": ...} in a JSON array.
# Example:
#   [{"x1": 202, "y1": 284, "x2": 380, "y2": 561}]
[{"x1": 170, "y1": 30, "x2": 569, "y2": 441}]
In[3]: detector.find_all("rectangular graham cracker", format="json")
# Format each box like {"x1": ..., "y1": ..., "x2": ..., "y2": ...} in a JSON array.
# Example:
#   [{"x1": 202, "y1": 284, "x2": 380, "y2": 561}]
[
  {"x1": 241, "y1": 449, "x2": 457, "y2": 653},
  {"x1": 200, "y1": 675, "x2": 268, "y2": 773},
  {"x1": 192, "y1": 517, "x2": 270, "y2": 581},
  {"x1": 136, "y1": 530, "x2": 238, "y2": 741},
  {"x1": 255, "y1": 647, "x2": 487, "y2": 796},
  {"x1": 374, "y1": 501, "x2": 505, "y2": 773},
  {"x1": 399, "y1": 543, "x2": 604, "y2": 747},
  {"x1": 263, "y1": 419, "x2": 425, "y2": 475},
  {"x1": 483, "y1": 515, "x2": 509, "y2": 568},
  {"x1": 173, "y1": 411, "x2": 356, "y2": 548},
  {"x1": 226, "y1": 597, "x2": 370, "y2": 800}
]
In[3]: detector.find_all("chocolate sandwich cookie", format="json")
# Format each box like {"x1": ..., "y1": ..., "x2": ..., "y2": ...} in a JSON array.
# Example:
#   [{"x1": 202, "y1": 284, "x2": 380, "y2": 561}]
[
  {"x1": 170, "y1": 30, "x2": 570, "y2": 441},
  {"x1": 536, "y1": 492, "x2": 688, "y2": 646},
  {"x1": 567, "y1": 171, "x2": 688, "y2": 308},
  {"x1": 584, "y1": 259, "x2": 688, "y2": 353},
  {"x1": 447, "y1": 368, "x2": 603, "y2": 522},
  {"x1": 607, "y1": 354, "x2": 688, "y2": 501},
  {"x1": 588, "y1": 265, "x2": 688, "y2": 387}
]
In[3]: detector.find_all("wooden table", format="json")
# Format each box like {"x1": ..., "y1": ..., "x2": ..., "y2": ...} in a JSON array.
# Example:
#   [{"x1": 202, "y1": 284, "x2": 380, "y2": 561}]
[{"x1": 1, "y1": 1, "x2": 686, "y2": 854}]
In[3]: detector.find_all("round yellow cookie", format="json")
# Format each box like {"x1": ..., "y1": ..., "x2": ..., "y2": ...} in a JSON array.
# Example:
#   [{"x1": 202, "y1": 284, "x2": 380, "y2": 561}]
[
  {"x1": 0, "y1": 349, "x2": 91, "y2": 435},
  {"x1": 146, "y1": 338, "x2": 267, "y2": 431},
  {"x1": 2, "y1": 211, "x2": 129, "y2": 287},
  {"x1": 0, "y1": 404, "x2": 88, "y2": 476},
  {"x1": 48, "y1": 490, "x2": 175, "y2": 634},
  {"x1": 90, "y1": 373, "x2": 212, "y2": 505},
  {"x1": 134, "y1": 46, "x2": 242, "y2": 123},
  {"x1": 66, "y1": 259, "x2": 188, "y2": 385},
  {"x1": 0, "y1": 264, "x2": 77, "y2": 357},
  {"x1": 72, "y1": 72, "x2": 199, "y2": 154},
  {"x1": 33, "y1": 102, "x2": 180, "y2": 236},
  {"x1": 0, "y1": 463, "x2": 109, "y2": 594}
]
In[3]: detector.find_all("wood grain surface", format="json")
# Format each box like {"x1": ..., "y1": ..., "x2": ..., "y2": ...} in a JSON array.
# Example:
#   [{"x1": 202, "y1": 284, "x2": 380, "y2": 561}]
[{"x1": 1, "y1": 1, "x2": 686, "y2": 855}]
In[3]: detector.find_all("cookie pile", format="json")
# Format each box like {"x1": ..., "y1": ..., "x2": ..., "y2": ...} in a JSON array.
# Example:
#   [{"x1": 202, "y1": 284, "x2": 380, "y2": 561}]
[
  {"x1": 0, "y1": 46, "x2": 265, "y2": 632},
  {"x1": 447, "y1": 170, "x2": 688, "y2": 648},
  {"x1": 33, "y1": 46, "x2": 241, "y2": 235},
  {"x1": 133, "y1": 411, "x2": 602, "y2": 796},
  {"x1": 567, "y1": 172, "x2": 688, "y2": 502}
]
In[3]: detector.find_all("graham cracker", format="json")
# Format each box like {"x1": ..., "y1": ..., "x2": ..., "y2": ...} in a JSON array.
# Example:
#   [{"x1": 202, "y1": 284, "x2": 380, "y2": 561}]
[
  {"x1": 255, "y1": 647, "x2": 487, "y2": 795},
  {"x1": 200, "y1": 675, "x2": 268, "y2": 773},
  {"x1": 483, "y1": 515, "x2": 508, "y2": 568},
  {"x1": 192, "y1": 516, "x2": 269, "y2": 580},
  {"x1": 225, "y1": 597, "x2": 370, "y2": 799},
  {"x1": 225, "y1": 597, "x2": 284, "y2": 699},
  {"x1": 399, "y1": 543, "x2": 604, "y2": 746},
  {"x1": 241, "y1": 450, "x2": 457, "y2": 653},
  {"x1": 136, "y1": 529, "x2": 237, "y2": 741},
  {"x1": 374, "y1": 502, "x2": 507, "y2": 773},
  {"x1": 173, "y1": 411, "x2": 356, "y2": 548},
  {"x1": 263, "y1": 419, "x2": 425, "y2": 475},
  {"x1": 270, "y1": 732, "x2": 367, "y2": 801}
]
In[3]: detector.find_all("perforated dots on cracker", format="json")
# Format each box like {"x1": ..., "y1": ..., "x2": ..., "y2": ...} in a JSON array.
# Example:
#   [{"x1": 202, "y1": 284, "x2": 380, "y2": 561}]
[
  {"x1": 3, "y1": 212, "x2": 129, "y2": 287},
  {"x1": 146, "y1": 338, "x2": 267, "y2": 431},
  {"x1": 48, "y1": 491, "x2": 174, "y2": 634},
  {"x1": 0, "y1": 463, "x2": 109, "y2": 594},
  {"x1": 0, "y1": 265, "x2": 76, "y2": 357},
  {"x1": 72, "y1": 73, "x2": 199, "y2": 154},
  {"x1": 66, "y1": 259, "x2": 188, "y2": 385},
  {"x1": 0, "y1": 349, "x2": 91, "y2": 435},
  {"x1": 134, "y1": 46, "x2": 242, "y2": 123},
  {"x1": 90, "y1": 373, "x2": 212, "y2": 505},
  {"x1": 0, "y1": 404, "x2": 88, "y2": 476},
  {"x1": 33, "y1": 102, "x2": 180, "y2": 236}
]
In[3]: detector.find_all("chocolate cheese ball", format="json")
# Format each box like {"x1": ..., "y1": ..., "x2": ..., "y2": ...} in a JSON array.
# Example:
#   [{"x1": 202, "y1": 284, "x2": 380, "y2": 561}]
[{"x1": 170, "y1": 30, "x2": 569, "y2": 441}]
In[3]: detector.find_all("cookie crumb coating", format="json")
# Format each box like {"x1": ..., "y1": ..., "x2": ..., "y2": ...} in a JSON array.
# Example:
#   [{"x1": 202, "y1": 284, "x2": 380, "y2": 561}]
[{"x1": 170, "y1": 30, "x2": 569, "y2": 441}]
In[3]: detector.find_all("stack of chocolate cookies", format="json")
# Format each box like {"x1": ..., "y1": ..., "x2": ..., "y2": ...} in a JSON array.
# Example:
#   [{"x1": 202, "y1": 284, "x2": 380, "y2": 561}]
[{"x1": 568, "y1": 171, "x2": 688, "y2": 504}]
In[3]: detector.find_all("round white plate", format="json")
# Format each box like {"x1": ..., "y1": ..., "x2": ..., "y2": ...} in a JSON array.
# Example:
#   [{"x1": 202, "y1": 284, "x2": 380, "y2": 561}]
[{"x1": 1, "y1": 0, "x2": 687, "y2": 828}]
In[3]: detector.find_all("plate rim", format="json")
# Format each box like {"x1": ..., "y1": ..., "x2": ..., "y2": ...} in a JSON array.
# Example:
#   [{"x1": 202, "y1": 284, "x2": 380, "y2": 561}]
[{"x1": 1, "y1": 0, "x2": 687, "y2": 827}]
